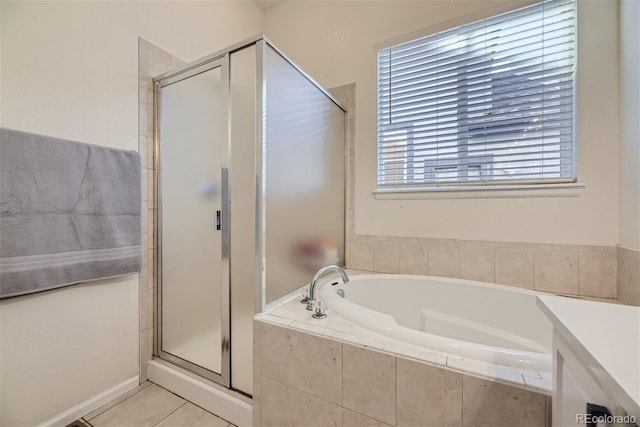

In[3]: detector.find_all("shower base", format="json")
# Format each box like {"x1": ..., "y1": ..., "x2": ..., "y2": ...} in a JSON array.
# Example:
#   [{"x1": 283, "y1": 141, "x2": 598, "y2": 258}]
[{"x1": 147, "y1": 359, "x2": 252, "y2": 426}]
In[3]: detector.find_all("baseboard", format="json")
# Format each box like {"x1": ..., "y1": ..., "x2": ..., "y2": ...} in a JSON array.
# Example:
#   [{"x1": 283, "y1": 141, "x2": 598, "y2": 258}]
[
  {"x1": 147, "y1": 360, "x2": 252, "y2": 427},
  {"x1": 37, "y1": 376, "x2": 139, "y2": 427}
]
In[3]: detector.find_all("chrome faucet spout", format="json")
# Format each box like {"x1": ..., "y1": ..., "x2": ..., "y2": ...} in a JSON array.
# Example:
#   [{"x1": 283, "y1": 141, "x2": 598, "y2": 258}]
[{"x1": 306, "y1": 265, "x2": 349, "y2": 311}]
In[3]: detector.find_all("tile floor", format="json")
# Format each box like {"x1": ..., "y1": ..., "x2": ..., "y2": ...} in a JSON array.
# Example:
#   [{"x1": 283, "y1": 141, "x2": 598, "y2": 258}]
[{"x1": 68, "y1": 382, "x2": 237, "y2": 427}]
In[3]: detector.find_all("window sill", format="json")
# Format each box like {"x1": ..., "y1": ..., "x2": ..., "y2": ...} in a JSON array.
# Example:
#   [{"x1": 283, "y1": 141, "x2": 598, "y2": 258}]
[{"x1": 373, "y1": 183, "x2": 586, "y2": 200}]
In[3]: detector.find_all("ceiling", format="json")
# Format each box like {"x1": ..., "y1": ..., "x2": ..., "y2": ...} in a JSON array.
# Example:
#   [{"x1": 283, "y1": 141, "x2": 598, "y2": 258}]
[{"x1": 253, "y1": 0, "x2": 285, "y2": 11}]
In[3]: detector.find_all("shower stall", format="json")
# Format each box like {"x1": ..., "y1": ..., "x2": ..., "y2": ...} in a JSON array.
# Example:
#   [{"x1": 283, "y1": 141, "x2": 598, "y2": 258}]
[{"x1": 151, "y1": 36, "x2": 345, "y2": 411}]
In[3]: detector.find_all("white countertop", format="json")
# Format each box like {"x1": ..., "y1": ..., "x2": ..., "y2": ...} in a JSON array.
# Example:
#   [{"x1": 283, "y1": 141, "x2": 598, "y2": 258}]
[{"x1": 537, "y1": 295, "x2": 640, "y2": 417}]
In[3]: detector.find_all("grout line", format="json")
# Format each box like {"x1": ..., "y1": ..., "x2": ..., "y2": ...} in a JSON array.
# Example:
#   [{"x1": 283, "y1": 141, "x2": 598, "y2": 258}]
[
  {"x1": 348, "y1": 407, "x2": 392, "y2": 427},
  {"x1": 493, "y1": 246, "x2": 497, "y2": 283},
  {"x1": 343, "y1": 345, "x2": 395, "y2": 426},
  {"x1": 151, "y1": 382, "x2": 235, "y2": 425},
  {"x1": 152, "y1": 401, "x2": 186, "y2": 426},
  {"x1": 341, "y1": 342, "x2": 345, "y2": 410},
  {"x1": 178, "y1": 392, "x2": 236, "y2": 425},
  {"x1": 461, "y1": 373, "x2": 464, "y2": 426},
  {"x1": 85, "y1": 381, "x2": 153, "y2": 421},
  {"x1": 577, "y1": 250, "x2": 582, "y2": 296},
  {"x1": 257, "y1": 375, "x2": 262, "y2": 427},
  {"x1": 395, "y1": 355, "x2": 398, "y2": 427}
]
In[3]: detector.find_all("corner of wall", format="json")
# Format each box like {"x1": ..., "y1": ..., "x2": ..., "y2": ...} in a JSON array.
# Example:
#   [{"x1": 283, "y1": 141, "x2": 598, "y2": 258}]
[
  {"x1": 617, "y1": 0, "x2": 640, "y2": 251},
  {"x1": 615, "y1": 0, "x2": 640, "y2": 307},
  {"x1": 617, "y1": 246, "x2": 640, "y2": 306}
]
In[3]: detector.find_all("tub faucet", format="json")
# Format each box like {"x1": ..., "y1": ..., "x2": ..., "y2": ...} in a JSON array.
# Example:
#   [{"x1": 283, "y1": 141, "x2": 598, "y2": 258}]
[{"x1": 306, "y1": 265, "x2": 349, "y2": 313}]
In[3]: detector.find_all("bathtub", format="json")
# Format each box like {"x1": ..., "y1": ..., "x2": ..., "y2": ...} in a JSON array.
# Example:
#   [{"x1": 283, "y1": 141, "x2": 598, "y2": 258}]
[{"x1": 320, "y1": 274, "x2": 553, "y2": 373}]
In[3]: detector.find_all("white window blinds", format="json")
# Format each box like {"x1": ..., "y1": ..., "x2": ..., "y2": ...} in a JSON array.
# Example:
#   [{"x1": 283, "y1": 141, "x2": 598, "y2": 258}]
[{"x1": 377, "y1": 0, "x2": 576, "y2": 188}]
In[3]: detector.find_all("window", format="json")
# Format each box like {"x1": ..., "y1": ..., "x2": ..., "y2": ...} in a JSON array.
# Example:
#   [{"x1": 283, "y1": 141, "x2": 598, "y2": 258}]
[{"x1": 377, "y1": 0, "x2": 577, "y2": 190}]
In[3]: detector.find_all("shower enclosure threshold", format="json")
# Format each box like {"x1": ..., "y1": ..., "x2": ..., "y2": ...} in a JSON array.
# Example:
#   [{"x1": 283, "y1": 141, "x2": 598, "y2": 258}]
[{"x1": 147, "y1": 359, "x2": 252, "y2": 426}]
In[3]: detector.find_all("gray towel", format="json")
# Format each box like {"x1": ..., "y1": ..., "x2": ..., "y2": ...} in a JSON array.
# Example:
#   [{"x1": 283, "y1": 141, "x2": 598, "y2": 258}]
[{"x1": 0, "y1": 128, "x2": 141, "y2": 298}]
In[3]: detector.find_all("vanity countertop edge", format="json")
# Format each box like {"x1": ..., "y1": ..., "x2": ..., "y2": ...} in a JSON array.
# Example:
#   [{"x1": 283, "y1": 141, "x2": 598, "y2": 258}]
[{"x1": 536, "y1": 295, "x2": 640, "y2": 420}]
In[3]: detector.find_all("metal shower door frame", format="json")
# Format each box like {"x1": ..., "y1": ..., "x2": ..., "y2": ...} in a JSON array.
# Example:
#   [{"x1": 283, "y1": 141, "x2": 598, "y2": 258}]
[
  {"x1": 151, "y1": 34, "x2": 347, "y2": 393},
  {"x1": 154, "y1": 54, "x2": 231, "y2": 387}
]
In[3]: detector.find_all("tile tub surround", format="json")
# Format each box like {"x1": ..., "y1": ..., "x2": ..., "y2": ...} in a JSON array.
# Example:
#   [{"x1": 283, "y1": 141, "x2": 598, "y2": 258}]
[
  {"x1": 254, "y1": 283, "x2": 553, "y2": 426},
  {"x1": 347, "y1": 235, "x2": 618, "y2": 300},
  {"x1": 253, "y1": 313, "x2": 551, "y2": 427},
  {"x1": 617, "y1": 246, "x2": 640, "y2": 306}
]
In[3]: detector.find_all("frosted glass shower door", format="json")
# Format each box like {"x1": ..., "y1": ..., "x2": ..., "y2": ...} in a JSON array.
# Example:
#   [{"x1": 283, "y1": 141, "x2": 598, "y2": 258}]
[
  {"x1": 262, "y1": 44, "x2": 346, "y2": 305},
  {"x1": 157, "y1": 59, "x2": 228, "y2": 382}
]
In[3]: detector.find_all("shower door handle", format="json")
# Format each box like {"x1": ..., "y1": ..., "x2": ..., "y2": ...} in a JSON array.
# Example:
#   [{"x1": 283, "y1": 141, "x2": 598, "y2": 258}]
[{"x1": 215, "y1": 210, "x2": 221, "y2": 231}]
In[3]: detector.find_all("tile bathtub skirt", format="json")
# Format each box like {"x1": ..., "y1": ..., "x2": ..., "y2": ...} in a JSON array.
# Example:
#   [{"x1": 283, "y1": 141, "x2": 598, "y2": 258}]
[{"x1": 0, "y1": 128, "x2": 142, "y2": 298}]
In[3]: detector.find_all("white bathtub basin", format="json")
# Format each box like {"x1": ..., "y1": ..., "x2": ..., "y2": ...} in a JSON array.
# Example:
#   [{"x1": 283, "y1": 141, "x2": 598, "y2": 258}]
[{"x1": 320, "y1": 274, "x2": 552, "y2": 372}]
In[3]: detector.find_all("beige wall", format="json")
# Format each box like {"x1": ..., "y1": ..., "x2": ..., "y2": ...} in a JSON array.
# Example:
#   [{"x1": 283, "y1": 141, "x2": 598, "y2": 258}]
[
  {"x1": 0, "y1": 1, "x2": 262, "y2": 425},
  {"x1": 264, "y1": 0, "x2": 620, "y2": 246},
  {"x1": 618, "y1": 0, "x2": 640, "y2": 250},
  {"x1": 616, "y1": 0, "x2": 640, "y2": 306}
]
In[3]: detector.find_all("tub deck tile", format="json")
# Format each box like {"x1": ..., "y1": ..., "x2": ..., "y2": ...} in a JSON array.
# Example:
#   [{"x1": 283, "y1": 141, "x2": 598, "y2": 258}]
[
  {"x1": 446, "y1": 358, "x2": 528, "y2": 389},
  {"x1": 270, "y1": 299, "x2": 313, "y2": 322},
  {"x1": 311, "y1": 312, "x2": 357, "y2": 334},
  {"x1": 333, "y1": 325, "x2": 388, "y2": 351},
  {"x1": 291, "y1": 320, "x2": 336, "y2": 338},
  {"x1": 522, "y1": 374, "x2": 553, "y2": 394},
  {"x1": 259, "y1": 313, "x2": 294, "y2": 327},
  {"x1": 383, "y1": 341, "x2": 447, "y2": 367},
  {"x1": 516, "y1": 367, "x2": 542, "y2": 379}
]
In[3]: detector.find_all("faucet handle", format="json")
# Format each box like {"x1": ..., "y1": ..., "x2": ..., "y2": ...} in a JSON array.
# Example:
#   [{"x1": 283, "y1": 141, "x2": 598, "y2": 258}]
[{"x1": 312, "y1": 300, "x2": 327, "y2": 319}]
